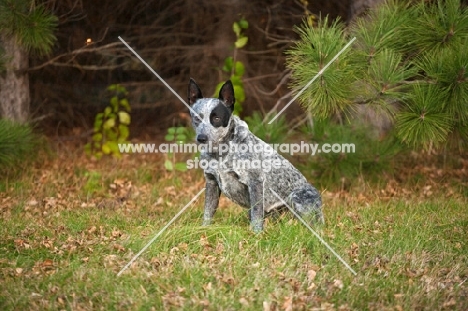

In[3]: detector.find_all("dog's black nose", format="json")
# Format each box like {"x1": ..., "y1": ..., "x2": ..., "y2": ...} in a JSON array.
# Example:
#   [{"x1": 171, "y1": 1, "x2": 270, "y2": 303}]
[{"x1": 197, "y1": 134, "x2": 208, "y2": 143}]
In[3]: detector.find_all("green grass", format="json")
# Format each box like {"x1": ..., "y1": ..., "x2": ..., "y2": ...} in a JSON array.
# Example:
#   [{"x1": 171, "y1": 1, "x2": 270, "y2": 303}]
[{"x1": 0, "y1": 152, "x2": 467, "y2": 310}]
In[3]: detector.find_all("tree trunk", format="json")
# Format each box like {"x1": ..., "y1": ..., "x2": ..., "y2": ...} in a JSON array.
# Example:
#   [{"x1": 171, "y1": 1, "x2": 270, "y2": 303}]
[{"x1": 0, "y1": 34, "x2": 30, "y2": 123}]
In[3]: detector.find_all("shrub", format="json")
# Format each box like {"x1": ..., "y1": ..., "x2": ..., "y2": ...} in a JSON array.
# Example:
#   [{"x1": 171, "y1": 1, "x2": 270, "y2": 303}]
[{"x1": 0, "y1": 119, "x2": 37, "y2": 174}]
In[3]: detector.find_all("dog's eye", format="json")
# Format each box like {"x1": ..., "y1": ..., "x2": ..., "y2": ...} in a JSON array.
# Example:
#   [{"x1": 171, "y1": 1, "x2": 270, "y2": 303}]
[{"x1": 211, "y1": 115, "x2": 223, "y2": 126}]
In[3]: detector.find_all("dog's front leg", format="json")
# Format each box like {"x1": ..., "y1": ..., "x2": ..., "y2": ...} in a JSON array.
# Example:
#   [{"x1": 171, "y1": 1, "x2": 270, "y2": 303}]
[
  {"x1": 203, "y1": 175, "x2": 221, "y2": 226},
  {"x1": 248, "y1": 181, "x2": 264, "y2": 233}
]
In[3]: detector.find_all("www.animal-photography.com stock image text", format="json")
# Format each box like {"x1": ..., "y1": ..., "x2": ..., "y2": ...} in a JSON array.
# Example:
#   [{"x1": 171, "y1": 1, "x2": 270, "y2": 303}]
[{"x1": 1, "y1": 1, "x2": 467, "y2": 310}]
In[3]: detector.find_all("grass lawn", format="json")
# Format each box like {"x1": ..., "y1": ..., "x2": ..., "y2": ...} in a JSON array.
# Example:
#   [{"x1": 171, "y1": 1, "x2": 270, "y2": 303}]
[{"x1": 0, "y1": 148, "x2": 467, "y2": 310}]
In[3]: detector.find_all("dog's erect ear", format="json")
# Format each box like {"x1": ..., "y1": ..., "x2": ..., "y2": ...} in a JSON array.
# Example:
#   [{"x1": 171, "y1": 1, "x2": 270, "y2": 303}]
[
  {"x1": 218, "y1": 80, "x2": 235, "y2": 111},
  {"x1": 188, "y1": 78, "x2": 203, "y2": 105}
]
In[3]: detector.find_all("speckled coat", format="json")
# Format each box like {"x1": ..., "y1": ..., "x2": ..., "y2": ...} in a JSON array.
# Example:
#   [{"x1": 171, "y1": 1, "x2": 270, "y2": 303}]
[{"x1": 189, "y1": 79, "x2": 323, "y2": 232}]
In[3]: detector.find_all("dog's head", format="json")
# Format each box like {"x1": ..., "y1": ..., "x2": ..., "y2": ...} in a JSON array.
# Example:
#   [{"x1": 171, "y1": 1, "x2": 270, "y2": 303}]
[{"x1": 188, "y1": 78, "x2": 235, "y2": 145}]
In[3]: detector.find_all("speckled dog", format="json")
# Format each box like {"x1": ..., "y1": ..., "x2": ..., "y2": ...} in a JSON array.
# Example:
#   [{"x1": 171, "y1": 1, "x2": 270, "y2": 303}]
[{"x1": 188, "y1": 78, "x2": 323, "y2": 232}]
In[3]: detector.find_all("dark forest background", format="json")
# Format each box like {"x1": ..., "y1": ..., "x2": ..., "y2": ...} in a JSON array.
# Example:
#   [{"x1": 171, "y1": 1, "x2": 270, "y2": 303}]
[{"x1": 26, "y1": 0, "x2": 370, "y2": 138}]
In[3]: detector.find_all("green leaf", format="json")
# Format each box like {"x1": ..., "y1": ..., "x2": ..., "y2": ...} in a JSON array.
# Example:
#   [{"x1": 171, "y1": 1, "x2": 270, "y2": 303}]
[
  {"x1": 167, "y1": 127, "x2": 177, "y2": 134},
  {"x1": 102, "y1": 143, "x2": 112, "y2": 155},
  {"x1": 116, "y1": 85, "x2": 127, "y2": 94},
  {"x1": 110, "y1": 96, "x2": 118, "y2": 111},
  {"x1": 106, "y1": 127, "x2": 118, "y2": 140},
  {"x1": 234, "y1": 61, "x2": 245, "y2": 77},
  {"x1": 103, "y1": 118, "x2": 115, "y2": 130},
  {"x1": 176, "y1": 134, "x2": 187, "y2": 142},
  {"x1": 233, "y1": 84, "x2": 245, "y2": 104},
  {"x1": 238, "y1": 18, "x2": 249, "y2": 29},
  {"x1": 175, "y1": 162, "x2": 188, "y2": 172},
  {"x1": 95, "y1": 113, "x2": 104, "y2": 121},
  {"x1": 94, "y1": 115, "x2": 103, "y2": 130},
  {"x1": 119, "y1": 125, "x2": 129, "y2": 140},
  {"x1": 107, "y1": 141, "x2": 120, "y2": 154},
  {"x1": 119, "y1": 98, "x2": 131, "y2": 112},
  {"x1": 234, "y1": 36, "x2": 248, "y2": 49},
  {"x1": 222, "y1": 57, "x2": 233, "y2": 72},
  {"x1": 233, "y1": 22, "x2": 241, "y2": 37},
  {"x1": 164, "y1": 160, "x2": 174, "y2": 171},
  {"x1": 175, "y1": 127, "x2": 186, "y2": 134},
  {"x1": 230, "y1": 75, "x2": 242, "y2": 86},
  {"x1": 92, "y1": 133, "x2": 102, "y2": 142},
  {"x1": 165, "y1": 134, "x2": 175, "y2": 141},
  {"x1": 104, "y1": 106, "x2": 112, "y2": 117},
  {"x1": 118, "y1": 111, "x2": 131, "y2": 125}
]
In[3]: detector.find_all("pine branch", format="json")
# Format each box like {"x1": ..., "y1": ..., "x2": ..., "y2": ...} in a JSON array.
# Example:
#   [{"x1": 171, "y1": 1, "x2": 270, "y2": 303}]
[
  {"x1": 286, "y1": 16, "x2": 355, "y2": 118},
  {"x1": 406, "y1": 0, "x2": 468, "y2": 54},
  {"x1": 0, "y1": 0, "x2": 57, "y2": 55},
  {"x1": 285, "y1": 0, "x2": 468, "y2": 149}
]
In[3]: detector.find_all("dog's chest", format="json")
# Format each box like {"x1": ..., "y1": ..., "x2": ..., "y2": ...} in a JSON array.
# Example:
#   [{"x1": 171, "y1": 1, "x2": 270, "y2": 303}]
[{"x1": 203, "y1": 155, "x2": 250, "y2": 208}]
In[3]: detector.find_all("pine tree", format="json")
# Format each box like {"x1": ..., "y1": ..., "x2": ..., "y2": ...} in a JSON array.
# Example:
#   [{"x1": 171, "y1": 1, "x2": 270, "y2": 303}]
[
  {"x1": 286, "y1": 0, "x2": 468, "y2": 149},
  {"x1": 0, "y1": 119, "x2": 37, "y2": 174},
  {"x1": 0, "y1": 0, "x2": 57, "y2": 123}
]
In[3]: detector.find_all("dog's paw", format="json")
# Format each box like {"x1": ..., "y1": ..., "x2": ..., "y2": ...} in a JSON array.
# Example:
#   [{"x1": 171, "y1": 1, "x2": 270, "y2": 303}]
[
  {"x1": 252, "y1": 227, "x2": 263, "y2": 234},
  {"x1": 251, "y1": 222, "x2": 264, "y2": 234},
  {"x1": 202, "y1": 219, "x2": 212, "y2": 226}
]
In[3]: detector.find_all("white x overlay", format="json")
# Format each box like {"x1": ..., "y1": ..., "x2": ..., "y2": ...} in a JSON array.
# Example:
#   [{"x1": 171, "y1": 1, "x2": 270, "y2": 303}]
[{"x1": 116, "y1": 35, "x2": 357, "y2": 276}]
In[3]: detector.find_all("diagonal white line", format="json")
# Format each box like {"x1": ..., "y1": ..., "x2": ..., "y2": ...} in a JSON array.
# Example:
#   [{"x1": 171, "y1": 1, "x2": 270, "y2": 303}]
[
  {"x1": 117, "y1": 188, "x2": 205, "y2": 276},
  {"x1": 268, "y1": 37, "x2": 356, "y2": 124},
  {"x1": 118, "y1": 36, "x2": 205, "y2": 123},
  {"x1": 269, "y1": 188, "x2": 357, "y2": 275}
]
